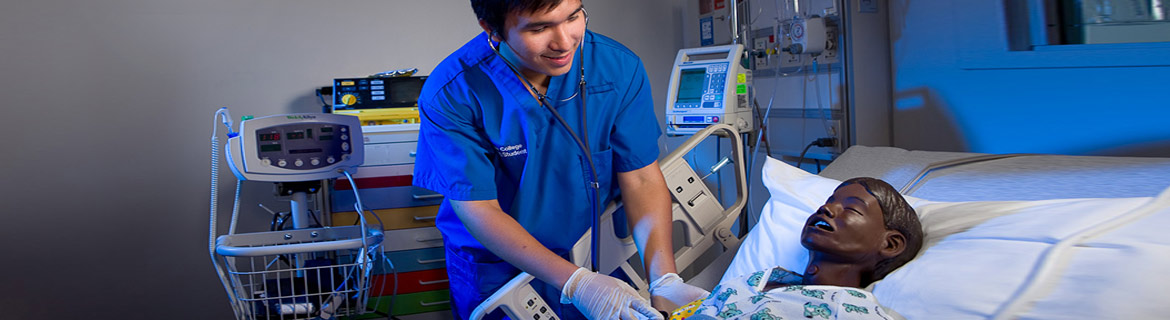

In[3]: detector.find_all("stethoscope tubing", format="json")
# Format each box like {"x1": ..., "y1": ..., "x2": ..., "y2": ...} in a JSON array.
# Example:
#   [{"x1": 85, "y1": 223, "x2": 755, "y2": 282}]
[{"x1": 487, "y1": 19, "x2": 603, "y2": 273}]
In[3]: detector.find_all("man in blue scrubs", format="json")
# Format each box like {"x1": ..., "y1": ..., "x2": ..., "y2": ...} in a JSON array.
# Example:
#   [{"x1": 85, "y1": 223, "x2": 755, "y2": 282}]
[{"x1": 413, "y1": 0, "x2": 708, "y2": 319}]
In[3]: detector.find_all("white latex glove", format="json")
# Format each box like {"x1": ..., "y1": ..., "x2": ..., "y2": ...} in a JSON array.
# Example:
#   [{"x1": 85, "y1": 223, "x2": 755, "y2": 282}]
[
  {"x1": 648, "y1": 273, "x2": 710, "y2": 312},
  {"x1": 561, "y1": 267, "x2": 664, "y2": 320}
]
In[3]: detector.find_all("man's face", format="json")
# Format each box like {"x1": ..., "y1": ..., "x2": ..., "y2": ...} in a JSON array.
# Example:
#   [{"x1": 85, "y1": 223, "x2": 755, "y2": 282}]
[
  {"x1": 800, "y1": 183, "x2": 891, "y2": 263},
  {"x1": 498, "y1": 0, "x2": 586, "y2": 83}
]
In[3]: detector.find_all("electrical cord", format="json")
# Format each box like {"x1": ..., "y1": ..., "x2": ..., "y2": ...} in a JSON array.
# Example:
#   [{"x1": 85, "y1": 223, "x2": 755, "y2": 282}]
[
  {"x1": 796, "y1": 137, "x2": 836, "y2": 170},
  {"x1": 317, "y1": 88, "x2": 332, "y2": 114}
]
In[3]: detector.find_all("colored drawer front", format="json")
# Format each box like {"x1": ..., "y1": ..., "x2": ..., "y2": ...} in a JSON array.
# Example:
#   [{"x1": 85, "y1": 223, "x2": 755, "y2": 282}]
[
  {"x1": 337, "y1": 247, "x2": 446, "y2": 275},
  {"x1": 382, "y1": 227, "x2": 444, "y2": 252},
  {"x1": 384, "y1": 247, "x2": 446, "y2": 273},
  {"x1": 331, "y1": 185, "x2": 443, "y2": 212},
  {"x1": 371, "y1": 268, "x2": 449, "y2": 296},
  {"x1": 367, "y1": 290, "x2": 452, "y2": 316},
  {"x1": 363, "y1": 128, "x2": 419, "y2": 145},
  {"x1": 331, "y1": 206, "x2": 439, "y2": 230},
  {"x1": 364, "y1": 141, "x2": 418, "y2": 166}
]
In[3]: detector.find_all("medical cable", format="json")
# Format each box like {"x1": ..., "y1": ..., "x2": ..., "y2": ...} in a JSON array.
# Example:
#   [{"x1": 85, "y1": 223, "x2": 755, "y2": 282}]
[
  {"x1": 486, "y1": 10, "x2": 603, "y2": 272},
  {"x1": 745, "y1": 44, "x2": 786, "y2": 229},
  {"x1": 811, "y1": 60, "x2": 832, "y2": 137},
  {"x1": 991, "y1": 188, "x2": 1170, "y2": 319},
  {"x1": 897, "y1": 154, "x2": 1033, "y2": 195},
  {"x1": 209, "y1": 107, "x2": 243, "y2": 314},
  {"x1": 342, "y1": 170, "x2": 391, "y2": 316}
]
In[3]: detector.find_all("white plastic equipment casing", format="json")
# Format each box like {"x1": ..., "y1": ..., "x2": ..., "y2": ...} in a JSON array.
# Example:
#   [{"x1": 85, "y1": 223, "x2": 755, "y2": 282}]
[
  {"x1": 665, "y1": 44, "x2": 754, "y2": 135},
  {"x1": 226, "y1": 113, "x2": 364, "y2": 182},
  {"x1": 792, "y1": 17, "x2": 827, "y2": 54}
]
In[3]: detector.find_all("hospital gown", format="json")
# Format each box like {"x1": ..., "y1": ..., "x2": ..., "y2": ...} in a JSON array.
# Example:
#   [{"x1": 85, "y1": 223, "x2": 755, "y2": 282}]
[{"x1": 670, "y1": 267, "x2": 901, "y2": 320}]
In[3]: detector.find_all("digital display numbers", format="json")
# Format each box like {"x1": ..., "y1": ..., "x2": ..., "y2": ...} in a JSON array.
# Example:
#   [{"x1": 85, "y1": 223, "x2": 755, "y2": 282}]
[
  {"x1": 287, "y1": 132, "x2": 305, "y2": 140},
  {"x1": 258, "y1": 133, "x2": 281, "y2": 141},
  {"x1": 260, "y1": 144, "x2": 282, "y2": 152}
]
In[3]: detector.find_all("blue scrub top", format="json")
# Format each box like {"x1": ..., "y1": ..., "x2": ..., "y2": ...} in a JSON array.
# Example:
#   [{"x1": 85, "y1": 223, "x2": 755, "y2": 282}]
[{"x1": 413, "y1": 31, "x2": 661, "y2": 261}]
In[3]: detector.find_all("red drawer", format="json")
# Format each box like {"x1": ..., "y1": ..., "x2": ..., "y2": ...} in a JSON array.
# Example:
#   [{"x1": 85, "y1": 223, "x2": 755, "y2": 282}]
[{"x1": 370, "y1": 268, "x2": 450, "y2": 296}]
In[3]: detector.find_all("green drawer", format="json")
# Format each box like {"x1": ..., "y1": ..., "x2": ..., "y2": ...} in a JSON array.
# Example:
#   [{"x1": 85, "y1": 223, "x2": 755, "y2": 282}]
[{"x1": 367, "y1": 290, "x2": 452, "y2": 316}]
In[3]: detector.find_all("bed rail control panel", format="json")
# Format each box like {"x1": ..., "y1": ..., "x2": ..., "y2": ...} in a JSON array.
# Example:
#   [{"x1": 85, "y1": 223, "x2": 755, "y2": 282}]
[
  {"x1": 226, "y1": 113, "x2": 364, "y2": 182},
  {"x1": 470, "y1": 273, "x2": 558, "y2": 320}
]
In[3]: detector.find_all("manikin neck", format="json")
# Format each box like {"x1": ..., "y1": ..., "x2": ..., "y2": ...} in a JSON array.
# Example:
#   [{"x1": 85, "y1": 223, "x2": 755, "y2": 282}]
[{"x1": 803, "y1": 257, "x2": 871, "y2": 288}]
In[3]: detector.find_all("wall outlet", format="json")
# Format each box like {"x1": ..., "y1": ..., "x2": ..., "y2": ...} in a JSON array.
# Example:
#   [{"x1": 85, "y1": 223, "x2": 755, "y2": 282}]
[
  {"x1": 818, "y1": 24, "x2": 839, "y2": 63},
  {"x1": 753, "y1": 36, "x2": 771, "y2": 69}
]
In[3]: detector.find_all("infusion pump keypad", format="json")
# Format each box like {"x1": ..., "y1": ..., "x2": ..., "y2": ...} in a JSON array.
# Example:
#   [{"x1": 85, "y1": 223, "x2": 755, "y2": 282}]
[
  {"x1": 253, "y1": 123, "x2": 352, "y2": 171},
  {"x1": 673, "y1": 63, "x2": 729, "y2": 110}
]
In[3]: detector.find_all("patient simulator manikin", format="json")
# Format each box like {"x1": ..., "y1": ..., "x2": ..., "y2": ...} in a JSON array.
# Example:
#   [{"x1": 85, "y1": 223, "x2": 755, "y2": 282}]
[{"x1": 670, "y1": 177, "x2": 923, "y2": 320}]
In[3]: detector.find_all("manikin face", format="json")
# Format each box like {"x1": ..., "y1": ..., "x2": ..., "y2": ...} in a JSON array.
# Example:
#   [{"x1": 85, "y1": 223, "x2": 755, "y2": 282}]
[
  {"x1": 800, "y1": 183, "x2": 894, "y2": 264},
  {"x1": 487, "y1": 0, "x2": 586, "y2": 85}
]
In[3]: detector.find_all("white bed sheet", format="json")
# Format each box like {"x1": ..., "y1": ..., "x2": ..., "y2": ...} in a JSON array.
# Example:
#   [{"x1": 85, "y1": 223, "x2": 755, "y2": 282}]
[{"x1": 724, "y1": 156, "x2": 1170, "y2": 319}]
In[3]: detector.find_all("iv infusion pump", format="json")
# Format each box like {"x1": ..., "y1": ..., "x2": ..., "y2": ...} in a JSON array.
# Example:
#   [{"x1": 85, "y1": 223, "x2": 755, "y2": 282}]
[{"x1": 665, "y1": 44, "x2": 753, "y2": 135}]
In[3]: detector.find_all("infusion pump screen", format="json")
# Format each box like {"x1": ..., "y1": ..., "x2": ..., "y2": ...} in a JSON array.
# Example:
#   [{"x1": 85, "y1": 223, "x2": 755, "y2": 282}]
[
  {"x1": 672, "y1": 63, "x2": 728, "y2": 109},
  {"x1": 676, "y1": 69, "x2": 706, "y2": 104}
]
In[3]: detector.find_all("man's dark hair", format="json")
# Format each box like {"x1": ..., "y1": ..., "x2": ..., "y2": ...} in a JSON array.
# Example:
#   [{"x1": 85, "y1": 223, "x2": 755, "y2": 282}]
[
  {"x1": 471, "y1": 0, "x2": 566, "y2": 41},
  {"x1": 839, "y1": 177, "x2": 923, "y2": 286}
]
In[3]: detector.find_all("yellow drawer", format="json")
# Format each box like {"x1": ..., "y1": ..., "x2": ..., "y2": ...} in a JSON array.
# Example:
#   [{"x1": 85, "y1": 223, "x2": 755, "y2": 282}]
[{"x1": 332, "y1": 205, "x2": 440, "y2": 230}]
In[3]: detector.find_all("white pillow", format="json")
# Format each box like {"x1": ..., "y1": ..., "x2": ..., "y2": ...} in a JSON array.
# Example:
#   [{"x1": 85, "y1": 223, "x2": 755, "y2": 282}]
[
  {"x1": 722, "y1": 156, "x2": 929, "y2": 282},
  {"x1": 726, "y1": 156, "x2": 1170, "y2": 319}
]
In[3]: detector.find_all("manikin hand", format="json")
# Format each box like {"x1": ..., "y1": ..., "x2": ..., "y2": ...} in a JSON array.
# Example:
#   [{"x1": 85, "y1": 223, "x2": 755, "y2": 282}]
[
  {"x1": 561, "y1": 267, "x2": 664, "y2": 320},
  {"x1": 648, "y1": 273, "x2": 710, "y2": 312}
]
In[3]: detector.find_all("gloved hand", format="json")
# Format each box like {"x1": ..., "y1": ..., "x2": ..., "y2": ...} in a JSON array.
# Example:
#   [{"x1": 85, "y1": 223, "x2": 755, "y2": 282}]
[
  {"x1": 648, "y1": 273, "x2": 710, "y2": 312},
  {"x1": 561, "y1": 267, "x2": 664, "y2": 320}
]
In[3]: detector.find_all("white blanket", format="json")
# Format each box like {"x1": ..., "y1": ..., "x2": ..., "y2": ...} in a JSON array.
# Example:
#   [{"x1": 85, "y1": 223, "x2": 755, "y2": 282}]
[{"x1": 724, "y1": 157, "x2": 1170, "y2": 319}]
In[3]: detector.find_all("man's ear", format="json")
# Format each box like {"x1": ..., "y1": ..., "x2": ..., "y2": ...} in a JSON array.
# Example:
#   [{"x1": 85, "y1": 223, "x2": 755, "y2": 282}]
[
  {"x1": 478, "y1": 20, "x2": 501, "y2": 42},
  {"x1": 881, "y1": 230, "x2": 906, "y2": 259}
]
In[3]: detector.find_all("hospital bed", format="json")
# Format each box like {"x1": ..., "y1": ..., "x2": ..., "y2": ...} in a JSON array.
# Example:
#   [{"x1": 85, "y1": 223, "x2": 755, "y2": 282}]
[
  {"x1": 476, "y1": 140, "x2": 1170, "y2": 319},
  {"x1": 726, "y1": 146, "x2": 1170, "y2": 319}
]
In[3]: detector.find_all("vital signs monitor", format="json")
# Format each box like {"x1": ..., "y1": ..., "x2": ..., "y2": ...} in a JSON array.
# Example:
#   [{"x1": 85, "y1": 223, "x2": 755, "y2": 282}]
[
  {"x1": 665, "y1": 44, "x2": 753, "y2": 135},
  {"x1": 225, "y1": 113, "x2": 364, "y2": 182}
]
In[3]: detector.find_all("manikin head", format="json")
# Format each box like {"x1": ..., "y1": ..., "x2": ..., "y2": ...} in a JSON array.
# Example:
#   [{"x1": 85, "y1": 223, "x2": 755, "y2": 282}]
[{"x1": 800, "y1": 177, "x2": 923, "y2": 287}]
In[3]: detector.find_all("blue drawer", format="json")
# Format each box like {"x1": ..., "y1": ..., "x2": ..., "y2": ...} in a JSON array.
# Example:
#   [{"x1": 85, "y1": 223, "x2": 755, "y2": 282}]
[{"x1": 332, "y1": 185, "x2": 443, "y2": 212}]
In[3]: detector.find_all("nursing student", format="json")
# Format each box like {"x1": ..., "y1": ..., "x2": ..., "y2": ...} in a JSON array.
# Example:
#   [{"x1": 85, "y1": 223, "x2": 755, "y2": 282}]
[{"x1": 413, "y1": 0, "x2": 706, "y2": 319}]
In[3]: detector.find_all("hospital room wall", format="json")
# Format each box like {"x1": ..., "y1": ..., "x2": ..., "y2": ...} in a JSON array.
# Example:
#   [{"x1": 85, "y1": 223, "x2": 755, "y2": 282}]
[
  {"x1": 888, "y1": 1, "x2": 1170, "y2": 156},
  {"x1": 671, "y1": 0, "x2": 843, "y2": 236},
  {"x1": 0, "y1": 0, "x2": 683, "y2": 318}
]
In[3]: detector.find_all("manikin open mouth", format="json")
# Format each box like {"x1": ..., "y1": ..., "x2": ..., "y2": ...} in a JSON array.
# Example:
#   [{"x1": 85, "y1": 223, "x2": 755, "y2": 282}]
[{"x1": 810, "y1": 218, "x2": 835, "y2": 231}]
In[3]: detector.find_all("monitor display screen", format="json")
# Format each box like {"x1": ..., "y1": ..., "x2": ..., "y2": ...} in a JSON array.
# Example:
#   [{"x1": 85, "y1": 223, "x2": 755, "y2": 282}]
[
  {"x1": 389, "y1": 77, "x2": 425, "y2": 106},
  {"x1": 675, "y1": 68, "x2": 706, "y2": 104}
]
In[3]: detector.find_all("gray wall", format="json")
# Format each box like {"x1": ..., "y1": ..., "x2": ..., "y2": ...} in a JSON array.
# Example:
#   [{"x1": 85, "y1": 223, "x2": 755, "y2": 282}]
[{"x1": 0, "y1": 0, "x2": 682, "y2": 318}]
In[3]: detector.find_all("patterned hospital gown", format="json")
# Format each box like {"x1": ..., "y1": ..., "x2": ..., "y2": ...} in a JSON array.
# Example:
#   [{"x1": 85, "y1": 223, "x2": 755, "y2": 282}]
[{"x1": 670, "y1": 266, "x2": 899, "y2": 320}]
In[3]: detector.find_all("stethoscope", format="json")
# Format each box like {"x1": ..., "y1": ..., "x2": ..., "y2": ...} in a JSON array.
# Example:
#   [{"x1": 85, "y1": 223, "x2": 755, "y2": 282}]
[{"x1": 486, "y1": 8, "x2": 604, "y2": 273}]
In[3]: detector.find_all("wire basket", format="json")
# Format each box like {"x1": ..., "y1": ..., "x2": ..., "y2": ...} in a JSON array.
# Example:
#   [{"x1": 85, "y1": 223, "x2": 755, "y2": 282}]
[{"x1": 214, "y1": 225, "x2": 384, "y2": 320}]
